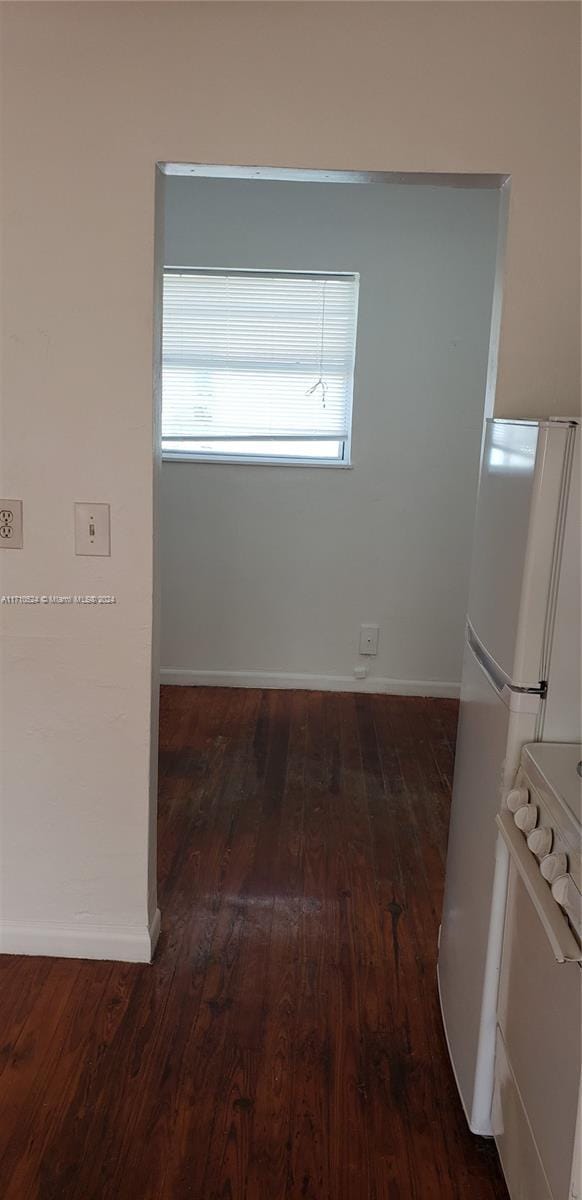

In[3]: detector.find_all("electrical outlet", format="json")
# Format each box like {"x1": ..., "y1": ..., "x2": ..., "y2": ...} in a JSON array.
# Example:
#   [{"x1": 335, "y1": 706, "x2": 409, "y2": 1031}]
[
  {"x1": 74, "y1": 502, "x2": 111, "y2": 556},
  {"x1": 359, "y1": 624, "x2": 379, "y2": 656},
  {"x1": 0, "y1": 500, "x2": 23, "y2": 549}
]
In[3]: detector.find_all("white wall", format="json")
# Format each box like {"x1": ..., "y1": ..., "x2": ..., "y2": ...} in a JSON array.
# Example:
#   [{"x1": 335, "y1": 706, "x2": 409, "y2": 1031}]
[
  {"x1": 161, "y1": 176, "x2": 499, "y2": 691},
  {"x1": 0, "y1": 2, "x2": 579, "y2": 961}
]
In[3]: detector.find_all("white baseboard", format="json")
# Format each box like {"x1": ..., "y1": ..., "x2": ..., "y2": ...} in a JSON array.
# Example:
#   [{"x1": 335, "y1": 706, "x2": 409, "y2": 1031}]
[
  {"x1": 160, "y1": 668, "x2": 460, "y2": 699},
  {"x1": 0, "y1": 906, "x2": 161, "y2": 964}
]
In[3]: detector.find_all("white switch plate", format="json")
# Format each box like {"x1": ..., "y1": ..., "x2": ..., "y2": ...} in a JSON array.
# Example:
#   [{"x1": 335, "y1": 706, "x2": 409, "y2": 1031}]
[
  {"x1": 359, "y1": 623, "x2": 379, "y2": 656},
  {"x1": 74, "y1": 502, "x2": 110, "y2": 556},
  {"x1": 0, "y1": 500, "x2": 23, "y2": 549}
]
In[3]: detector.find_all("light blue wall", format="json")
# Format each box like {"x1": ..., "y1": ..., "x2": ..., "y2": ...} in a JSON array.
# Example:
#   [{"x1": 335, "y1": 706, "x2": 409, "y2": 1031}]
[{"x1": 161, "y1": 176, "x2": 500, "y2": 690}]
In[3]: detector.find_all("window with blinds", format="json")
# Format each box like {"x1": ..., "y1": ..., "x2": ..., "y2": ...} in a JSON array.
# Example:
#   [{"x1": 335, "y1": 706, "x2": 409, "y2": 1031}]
[{"x1": 162, "y1": 268, "x2": 359, "y2": 464}]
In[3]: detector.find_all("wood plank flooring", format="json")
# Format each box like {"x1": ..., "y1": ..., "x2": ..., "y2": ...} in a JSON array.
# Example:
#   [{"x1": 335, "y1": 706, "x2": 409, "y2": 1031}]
[{"x1": 0, "y1": 687, "x2": 509, "y2": 1199}]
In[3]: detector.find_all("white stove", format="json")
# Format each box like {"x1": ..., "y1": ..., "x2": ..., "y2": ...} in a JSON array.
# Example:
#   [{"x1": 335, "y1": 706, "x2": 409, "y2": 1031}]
[{"x1": 493, "y1": 742, "x2": 582, "y2": 1200}]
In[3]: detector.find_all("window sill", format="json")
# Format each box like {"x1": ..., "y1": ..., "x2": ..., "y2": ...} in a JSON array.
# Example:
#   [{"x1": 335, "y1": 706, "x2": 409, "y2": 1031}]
[{"x1": 161, "y1": 453, "x2": 353, "y2": 468}]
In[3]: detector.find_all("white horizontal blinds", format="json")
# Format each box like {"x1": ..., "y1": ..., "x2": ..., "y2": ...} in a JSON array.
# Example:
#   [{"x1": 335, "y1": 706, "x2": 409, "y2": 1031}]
[{"x1": 162, "y1": 270, "x2": 358, "y2": 442}]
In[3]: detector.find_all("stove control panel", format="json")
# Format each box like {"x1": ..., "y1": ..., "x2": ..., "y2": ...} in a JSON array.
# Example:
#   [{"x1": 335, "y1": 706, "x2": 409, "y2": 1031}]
[{"x1": 504, "y1": 765, "x2": 581, "y2": 946}]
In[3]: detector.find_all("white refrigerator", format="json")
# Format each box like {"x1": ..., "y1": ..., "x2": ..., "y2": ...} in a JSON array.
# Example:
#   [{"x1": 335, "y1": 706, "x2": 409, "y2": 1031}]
[{"x1": 437, "y1": 417, "x2": 580, "y2": 1136}]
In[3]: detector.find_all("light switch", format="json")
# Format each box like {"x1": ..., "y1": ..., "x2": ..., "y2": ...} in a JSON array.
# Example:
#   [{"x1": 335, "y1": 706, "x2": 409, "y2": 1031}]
[
  {"x1": 0, "y1": 500, "x2": 23, "y2": 549},
  {"x1": 74, "y1": 502, "x2": 110, "y2": 556}
]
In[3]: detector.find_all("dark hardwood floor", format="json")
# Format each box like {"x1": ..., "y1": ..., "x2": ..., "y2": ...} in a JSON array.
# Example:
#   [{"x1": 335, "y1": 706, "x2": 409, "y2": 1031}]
[{"x1": 0, "y1": 687, "x2": 509, "y2": 1199}]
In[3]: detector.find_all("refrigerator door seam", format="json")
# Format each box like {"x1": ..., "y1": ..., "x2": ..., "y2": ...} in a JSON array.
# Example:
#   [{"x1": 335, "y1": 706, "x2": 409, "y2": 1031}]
[{"x1": 538, "y1": 425, "x2": 577, "y2": 729}]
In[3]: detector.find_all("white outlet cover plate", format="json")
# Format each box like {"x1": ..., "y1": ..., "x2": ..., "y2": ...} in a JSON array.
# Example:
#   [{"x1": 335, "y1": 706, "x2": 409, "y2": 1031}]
[
  {"x1": 0, "y1": 499, "x2": 23, "y2": 549},
  {"x1": 359, "y1": 623, "x2": 379, "y2": 655},
  {"x1": 74, "y1": 502, "x2": 110, "y2": 556}
]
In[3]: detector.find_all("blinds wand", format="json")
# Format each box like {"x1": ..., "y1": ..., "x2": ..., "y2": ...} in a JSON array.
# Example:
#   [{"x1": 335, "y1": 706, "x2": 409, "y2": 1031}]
[{"x1": 305, "y1": 280, "x2": 327, "y2": 408}]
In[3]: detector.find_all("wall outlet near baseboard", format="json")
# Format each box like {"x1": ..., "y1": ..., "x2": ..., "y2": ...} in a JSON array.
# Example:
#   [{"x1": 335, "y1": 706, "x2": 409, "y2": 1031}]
[{"x1": 354, "y1": 665, "x2": 369, "y2": 679}]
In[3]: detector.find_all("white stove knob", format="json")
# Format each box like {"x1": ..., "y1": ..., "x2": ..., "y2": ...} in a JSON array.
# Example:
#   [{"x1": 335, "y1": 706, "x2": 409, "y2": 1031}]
[
  {"x1": 551, "y1": 874, "x2": 573, "y2": 905},
  {"x1": 514, "y1": 805, "x2": 538, "y2": 834},
  {"x1": 506, "y1": 787, "x2": 530, "y2": 813},
  {"x1": 551, "y1": 874, "x2": 582, "y2": 938},
  {"x1": 527, "y1": 827, "x2": 553, "y2": 858},
  {"x1": 540, "y1": 852, "x2": 568, "y2": 883}
]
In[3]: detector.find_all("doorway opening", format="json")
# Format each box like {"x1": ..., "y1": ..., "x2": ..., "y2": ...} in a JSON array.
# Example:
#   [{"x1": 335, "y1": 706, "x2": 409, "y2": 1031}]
[
  {"x1": 151, "y1": 161, "x2": 507, "y2": 711},
  {"x1": 147, "y1": 160, "x2": 510, "y2": 1190}
]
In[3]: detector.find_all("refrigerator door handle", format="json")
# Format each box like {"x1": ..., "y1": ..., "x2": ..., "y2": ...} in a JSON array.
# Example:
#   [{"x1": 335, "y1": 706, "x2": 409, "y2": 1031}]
[
  {"x1": 467, "y1": 622, "x2": 511, "y2": 699},
  {"x1": 499, "y1": 685, "x2": 545, "y2": 714},
  {"x1": 467, "y1": 622, "x2": 545, "y2": 713}
]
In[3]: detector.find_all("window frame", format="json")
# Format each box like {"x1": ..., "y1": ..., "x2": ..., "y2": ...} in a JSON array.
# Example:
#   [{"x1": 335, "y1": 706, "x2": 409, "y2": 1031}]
[{"x1": 161, "y1": 267, "x2": 358, "y2": 468}]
